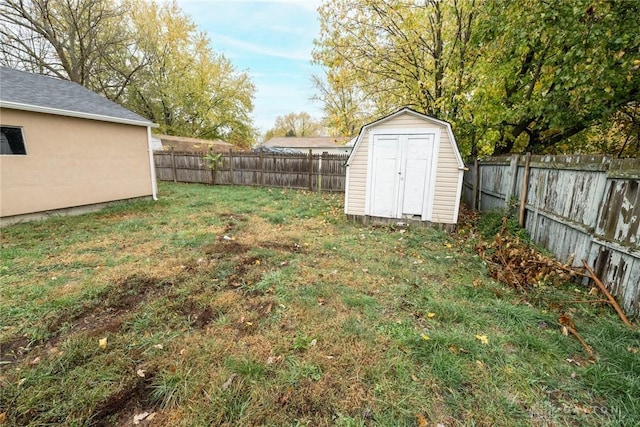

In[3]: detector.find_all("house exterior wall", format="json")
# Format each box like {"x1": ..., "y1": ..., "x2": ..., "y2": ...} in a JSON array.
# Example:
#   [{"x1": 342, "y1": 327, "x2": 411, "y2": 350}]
[
  {"x1": 345, "y1": 112, "x2": 461, "y2": 224},
  {"x1": 1, "y1": 109, "x2": 152, "y2": 218}
]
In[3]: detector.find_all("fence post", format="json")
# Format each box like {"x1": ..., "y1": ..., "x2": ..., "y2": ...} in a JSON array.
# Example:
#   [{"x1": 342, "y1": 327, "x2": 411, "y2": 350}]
[
  {"x1": 472, "y1": 157, "x2": 479, "y2": 211},
  {"x1": 209, "y1": 147, "x2": 216, "y2": 186},
  {"x1": 259, "y1": 151, "x2": 264, "y2": 186},
  {"x1": 505, "y1": 153, "x2": 519, "y2": 208},
  {"x1": 531, "y1": 171, "x2": 546, "y2": 241},
  {"x1": 317, "y1": 154, "x2": 323, "y2": 192},
  {"x1": 170, "y1": 146, "x2": 177, "y2": 183},
  {"x1": 229, "y1": 149, "x2": 234, "y2": 185},
  {"x1": 518, "y1": 152, "x2": 532, "y2": 227},
  {"x1": 308, "y1": 149, "x2": 313, "y2": 191}
]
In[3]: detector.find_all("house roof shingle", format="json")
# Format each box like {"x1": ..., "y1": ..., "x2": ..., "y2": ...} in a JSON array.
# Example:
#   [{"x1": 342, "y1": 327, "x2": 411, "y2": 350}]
[{"x1": 0, "y1": 67, "x2": 153, "y2": 127}]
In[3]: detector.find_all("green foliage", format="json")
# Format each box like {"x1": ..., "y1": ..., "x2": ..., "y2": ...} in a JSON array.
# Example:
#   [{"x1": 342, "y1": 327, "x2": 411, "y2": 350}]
[
  {"x1": 477, "y1": 207, "x2": 530, "y2": 242},
  {"x1": 262, "y1": 111, "x2": 326, "y2": 141},
  {"x1": 472, "y1": 0, "x2": 640, "y2": 155},
  {"x1": 313, "y1": 0, "x2": 479, "y2": 153},
  {"x1": 204, "y1": 151, "x2": 222, "y2": 170},
  {"x1": 0, "y1": 0, "x2": 257, "y2": 147},
  {"x1": 314, "y1": 0, "x2": 640, "y2": 156}
]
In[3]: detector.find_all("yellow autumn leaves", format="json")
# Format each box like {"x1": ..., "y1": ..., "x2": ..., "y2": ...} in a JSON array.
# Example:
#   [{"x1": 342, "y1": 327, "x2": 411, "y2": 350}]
[
  {"x1": 421, "y1": 333, "x2": 490, "y2": 345},
  {"x1": 475, "y1": 335, "x2": 489, "y2": 345},
  {"x1": 419, "y1": 312, "x2": 490, "y2": 345}
]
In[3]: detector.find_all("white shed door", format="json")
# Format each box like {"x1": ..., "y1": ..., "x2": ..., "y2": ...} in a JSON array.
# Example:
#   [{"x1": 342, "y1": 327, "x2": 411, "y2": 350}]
[
  {"x1": 370, "y1": 135, "x2": 401, "y2": 217},
  {"x1": 401, "y1": 134, "x2": 434, "y2": 215},
  {"x1": 369, "y1": 133, "x2": 435, "y2": 219}
]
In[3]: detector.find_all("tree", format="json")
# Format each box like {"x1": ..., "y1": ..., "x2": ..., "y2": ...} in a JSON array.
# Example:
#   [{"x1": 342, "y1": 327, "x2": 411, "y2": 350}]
[
  {"x1": 470, "y1": 0, "x2": 640, "y2": 155},
  {"x1": 0, "y1": 0, "x2": 138, "y2": 98},
  {"x1": 263, "y1": 112, "x2": 325, "y2": 140},
  {"x1": 0, "y1": 0, "x2": 257, "y2": 147},
  {"x1": 314, "y1": 0, "x2": 640, "y2": 157},
  {"x1": 120, "y1": 0, "x2": 256, "y2": 146},
  {"x1": 311, "y1": 69, "x2": 369, "y2": 137},
  {"x1": 313, "y1": 0, "x2": 478, "y2": 151}
]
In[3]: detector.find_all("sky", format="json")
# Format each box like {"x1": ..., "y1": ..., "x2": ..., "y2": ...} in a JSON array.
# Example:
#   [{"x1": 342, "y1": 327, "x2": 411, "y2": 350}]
[{"x1": 177, "y1": 0, "x2": 324, "y2": 134}]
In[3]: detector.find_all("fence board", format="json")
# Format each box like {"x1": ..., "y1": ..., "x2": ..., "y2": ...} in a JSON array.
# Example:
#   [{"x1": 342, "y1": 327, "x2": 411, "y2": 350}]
[{"x1": 462, "y1": 154, "x2": 640, "y2": 316}]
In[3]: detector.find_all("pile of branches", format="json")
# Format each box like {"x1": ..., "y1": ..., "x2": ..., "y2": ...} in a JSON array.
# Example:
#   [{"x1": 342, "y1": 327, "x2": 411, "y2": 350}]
[
  {"x1": 474, "y1": 216, "x2": 579, "y2": 290},
  {"x1": 460, "y1": 212, "x2": 634, "y2": 358}
]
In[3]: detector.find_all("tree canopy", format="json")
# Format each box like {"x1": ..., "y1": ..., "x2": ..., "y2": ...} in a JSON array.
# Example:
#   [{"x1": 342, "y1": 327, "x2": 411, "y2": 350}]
[
  {"x1": 313, "y1": 0, "x2": 640, "y2": 157},
  {"x1": 0, "y1": 0, "x2": 256, "y2": 147},
  {"x1": 263, "y1": 112, "x2": 325, "y2": 141}
]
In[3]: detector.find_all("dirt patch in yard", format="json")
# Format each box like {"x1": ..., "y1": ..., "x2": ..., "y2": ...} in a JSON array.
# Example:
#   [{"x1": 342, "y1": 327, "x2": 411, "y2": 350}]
[
  {"x1": 176, "y1": 298, "x2": 221, "y2": 329},
  {"x1": 1, "y1": 274, "x2": 176, "y2": 367},
  {"x1": 0, "y1": 336, "x2": 33, "y2": 366},
  {"x1": 203, "y1": 240, "x2": 250, "y2": 257},
  {"x1": 219, "y1": 213, "x2": 248, "y2": 233},
  {"x1": 49, "y1": 274, "x2": 173, "y2": 337},
  {"x1": 260, "y1": 241, "x2": 306, "y2": 254},
  {"x1": 88, "y1": 374, "x2": 157, "y2": 427}
]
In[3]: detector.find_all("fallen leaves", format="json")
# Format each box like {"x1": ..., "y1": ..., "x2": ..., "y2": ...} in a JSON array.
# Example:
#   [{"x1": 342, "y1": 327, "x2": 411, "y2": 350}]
[
  {"x1": 133, "y1": 411, "x2": 156, "y2": 425},
  {"x1": 279, "y1": 386, "x2": 294, "y2": 406},
  {"x1": 475, "y1": 335, "x2": 489, "y2": 345},
  {"x1": 222, "y1": 373, "x2": 238, "y2": 391},
  {"x1": 475, "y1": 217, "x2": 579, "y2": 290},
  {"x1": 98, "y1": 337, "x2": 108, "y2": 350}
]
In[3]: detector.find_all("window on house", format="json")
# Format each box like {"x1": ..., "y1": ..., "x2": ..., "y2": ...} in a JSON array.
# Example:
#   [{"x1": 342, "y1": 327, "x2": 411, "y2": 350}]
[{"x1": 1, "y1": 126, "x2": 27, "y2": 155}]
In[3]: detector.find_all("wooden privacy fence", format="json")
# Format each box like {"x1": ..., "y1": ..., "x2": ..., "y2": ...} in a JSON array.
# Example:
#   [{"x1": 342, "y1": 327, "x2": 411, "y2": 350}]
[
  {"x1": 154, "y1": 149, "x2": 348, "y2": 192},
  {"x1": 462, "y1": 154, "x2": 640, "y2": 316}
]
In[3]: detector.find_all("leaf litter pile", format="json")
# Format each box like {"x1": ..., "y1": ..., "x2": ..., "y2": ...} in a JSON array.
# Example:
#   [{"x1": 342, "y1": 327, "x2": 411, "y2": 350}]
[
  {"x1": 474, "y1": 217, "x2": 579, "y2": 290},
  {"x1": 458, "y1": 206, "x2": 635, "y2": 362}
]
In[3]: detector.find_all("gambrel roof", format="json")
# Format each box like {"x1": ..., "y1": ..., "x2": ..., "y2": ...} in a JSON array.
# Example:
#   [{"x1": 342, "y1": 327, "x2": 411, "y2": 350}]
[{"x1": 345, "y1": 107, "x2": 464, "y2": 169}]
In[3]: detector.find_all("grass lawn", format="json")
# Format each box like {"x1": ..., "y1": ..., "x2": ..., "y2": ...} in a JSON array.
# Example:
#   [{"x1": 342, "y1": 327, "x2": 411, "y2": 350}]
[{"x1": 1, "y1": 182, "x2": 638, "y2": 426}]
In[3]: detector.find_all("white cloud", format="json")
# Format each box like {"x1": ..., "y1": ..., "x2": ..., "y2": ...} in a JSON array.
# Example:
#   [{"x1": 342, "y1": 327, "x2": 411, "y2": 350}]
[{"x1": 210, "y1": 33, "x2": 312, "y2": 61}]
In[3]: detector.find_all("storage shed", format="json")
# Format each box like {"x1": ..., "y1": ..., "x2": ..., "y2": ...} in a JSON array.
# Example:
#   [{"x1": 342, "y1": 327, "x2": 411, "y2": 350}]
[
  {"x1": 0, "y1": 67, "x2": 157, "y2": 226},
  {"x1": 344, "y1": 108, "x2": 465, "y2": 227}
]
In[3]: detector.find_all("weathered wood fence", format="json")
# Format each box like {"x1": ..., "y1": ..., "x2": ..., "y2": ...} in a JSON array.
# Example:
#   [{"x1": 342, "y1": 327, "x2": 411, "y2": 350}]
[
  {"x1": 462, "y1": 154, "x2": 640, "y2": 316},
  {"x1": 154, "y1": 149, "x2": 348, "y2": 192}
]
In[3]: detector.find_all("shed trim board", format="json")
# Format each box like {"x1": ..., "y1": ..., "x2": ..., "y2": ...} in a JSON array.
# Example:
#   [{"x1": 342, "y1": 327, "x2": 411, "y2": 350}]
[
  {"x1": 364, "y1": 128, "x2": 440, "y2": 221},
  {"x1": 453, "y1": 167, "x2": 464, "y2": 223},
  {"x1": 147, "y1": 126, "x2": 159, "y2": 201}
]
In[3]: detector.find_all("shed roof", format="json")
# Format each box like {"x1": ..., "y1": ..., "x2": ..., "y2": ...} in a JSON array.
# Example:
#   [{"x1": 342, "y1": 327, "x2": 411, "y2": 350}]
[
  {"x1": 262, "y1": 136, "x2": 350, "y2": 149},
  {"x1": 345, "y1": 107, "x2": 464, "y2": 169},
  {"x1": 0, "y1": 67, "x2": 154, "y2": 127}
]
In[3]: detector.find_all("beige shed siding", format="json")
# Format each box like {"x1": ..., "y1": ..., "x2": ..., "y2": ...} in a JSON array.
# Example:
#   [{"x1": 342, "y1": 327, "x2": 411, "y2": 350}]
[
  {"x1": 1, "y1": 109, "x2": 152, "y2": 217},
  {"x1": 346, "y1": 111, "x2": 462, "y2": 224},
  {"x1": 345, "y1": 128, "x2": 370, "y2": 215},
  {"x1": 431, "y1": 130, "x2": 459, "y2": 224},
  {"x1": 373, "y1": 114, "x2": 428, "y2": 129}
]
